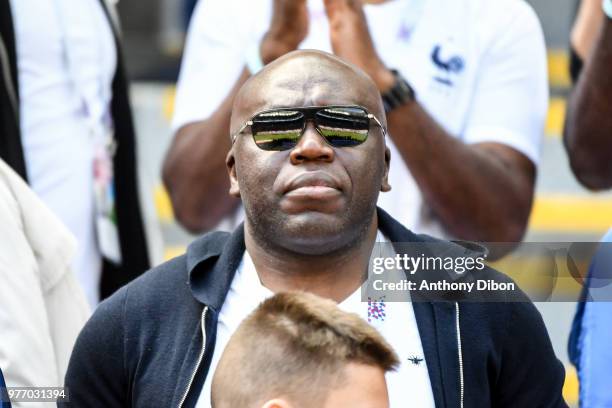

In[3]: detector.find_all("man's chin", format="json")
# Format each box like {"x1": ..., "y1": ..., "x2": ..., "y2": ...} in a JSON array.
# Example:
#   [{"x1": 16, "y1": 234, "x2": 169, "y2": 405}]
[{"x1": 275, "y1": 212, "x2": 359, "y2": 255}]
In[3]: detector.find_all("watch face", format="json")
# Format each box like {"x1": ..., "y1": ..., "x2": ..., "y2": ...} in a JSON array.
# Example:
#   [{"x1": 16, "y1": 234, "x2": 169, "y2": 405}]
[{"x1": 382, "y1": 70, "x2": 415, "y2": 113}]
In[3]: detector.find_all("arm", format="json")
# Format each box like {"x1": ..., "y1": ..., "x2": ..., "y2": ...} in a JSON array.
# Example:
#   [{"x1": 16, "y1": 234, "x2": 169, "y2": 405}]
[
  {"x1": 570, "y1": 0, "x2": 605, "y2": 61},
  {"x1": 324, "y1": 0, "x2": 544, "y2": 243},
  {"x1": 384, "y1": 105, "x2": 535, "y2": 244},
  {"x1": 163, "y1": 70, "x2": 247, "y2": 232},
  {"x1": 163, "y1": 0, "x2": 308, "y2": 232},
  {"x1": 564, "y1": 6, "x2": 612, "y2": 190}
]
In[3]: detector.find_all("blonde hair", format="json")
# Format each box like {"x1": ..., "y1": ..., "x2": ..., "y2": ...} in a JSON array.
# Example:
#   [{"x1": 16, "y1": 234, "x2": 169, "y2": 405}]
[{"x1": 211, "y1": 291, "x2": 399, "y2": 407}]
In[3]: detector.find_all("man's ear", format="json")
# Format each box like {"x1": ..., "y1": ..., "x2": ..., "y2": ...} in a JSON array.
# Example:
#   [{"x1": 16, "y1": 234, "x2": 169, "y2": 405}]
[
  {"x1": 260, "y1": 399, "x2": 293, "y2": 408},
  {"x1": 226, "y1": 147, "x2": 241, "y2": 198},
  {"x1": 381, "y1": 146, "x2": 391, "y2": 192}
]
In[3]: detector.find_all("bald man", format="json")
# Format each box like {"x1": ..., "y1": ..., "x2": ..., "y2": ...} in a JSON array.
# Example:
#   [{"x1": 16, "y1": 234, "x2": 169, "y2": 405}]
[
  {"x1": 63, "y1": 51, "x2": 566, "y2": 407},
  {"x1": 165, "y1": 0, "x2": 546, "y2": 252}
]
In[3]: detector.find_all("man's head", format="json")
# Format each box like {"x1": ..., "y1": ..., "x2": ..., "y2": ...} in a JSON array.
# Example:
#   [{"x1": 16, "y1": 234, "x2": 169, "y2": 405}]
[
  {"x1": 227, "y1": 50, "x2": 391, "y2": 256},
  {"x1": 211, "y1": 292, "x2": 399, "y2": 408}
]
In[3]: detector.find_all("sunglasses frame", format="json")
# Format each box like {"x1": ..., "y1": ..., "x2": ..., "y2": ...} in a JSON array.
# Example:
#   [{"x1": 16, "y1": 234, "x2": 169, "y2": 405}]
[{"x1": 231, "y1": 105, "x2": 387, "y2": 149}]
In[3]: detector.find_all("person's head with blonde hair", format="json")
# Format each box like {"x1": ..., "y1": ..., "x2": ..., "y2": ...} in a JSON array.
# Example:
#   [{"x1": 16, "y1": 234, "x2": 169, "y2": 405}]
[{"x1": 211, "y1": 291, "x2": 399, "y2": 408}]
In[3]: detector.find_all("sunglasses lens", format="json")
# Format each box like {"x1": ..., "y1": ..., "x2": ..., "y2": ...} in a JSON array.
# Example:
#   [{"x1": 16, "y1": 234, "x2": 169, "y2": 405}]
[
  {"x1": 248, "y1": 107, "x2": 373, "y2": 150},
  {"x1": 251, "y1": 110, "x2": 304, "y2": 151},
  {"x1": 316, "y1": 107, "x2": 370, "y2": 147}
]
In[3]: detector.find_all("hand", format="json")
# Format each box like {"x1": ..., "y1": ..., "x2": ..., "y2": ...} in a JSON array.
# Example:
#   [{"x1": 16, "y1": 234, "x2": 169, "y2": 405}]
[
  {"x1": 571, "y1": 0, "x2": 605, "y2": 59},
  {"x1": 261, "y1": 0, "x2": 309, "y2": 64},
  {"x1": 324, "y1": 0, "x2": 394, "y2": 90}
]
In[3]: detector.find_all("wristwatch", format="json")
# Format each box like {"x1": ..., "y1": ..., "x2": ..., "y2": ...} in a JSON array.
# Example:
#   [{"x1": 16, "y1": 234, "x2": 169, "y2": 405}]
[
  {"x1": 381, "y1": 69, "x2": 416, "y2": 113},
  {"x1": 604, "y1": 0, "x2": 612, "y2": 20}
]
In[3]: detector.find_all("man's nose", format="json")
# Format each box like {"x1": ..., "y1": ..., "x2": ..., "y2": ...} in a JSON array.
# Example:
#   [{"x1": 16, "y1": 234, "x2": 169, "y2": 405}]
[{"x1": 289, "y1": 122, "x2": 335, "y2": 164}]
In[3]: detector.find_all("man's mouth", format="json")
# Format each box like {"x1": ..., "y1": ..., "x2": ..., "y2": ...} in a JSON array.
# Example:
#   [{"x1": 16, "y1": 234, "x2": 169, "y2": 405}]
[
  {"x1": 285, "y1": 185, "x2": 341, "y2": 199},
  {"x1": 282, "y1": 172, "x2": 343, "y2": 202}
]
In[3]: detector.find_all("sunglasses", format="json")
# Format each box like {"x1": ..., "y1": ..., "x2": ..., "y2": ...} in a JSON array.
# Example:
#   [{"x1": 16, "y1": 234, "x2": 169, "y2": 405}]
[{"x1": 231, "y1": 105, "x2": 386, "y2": 151}]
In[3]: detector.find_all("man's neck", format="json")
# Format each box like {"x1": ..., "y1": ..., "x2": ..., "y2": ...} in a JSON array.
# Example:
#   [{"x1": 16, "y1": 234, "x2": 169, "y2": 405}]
[{"x1": 244, "y1": 217, "x2": 379, "y2": 303}]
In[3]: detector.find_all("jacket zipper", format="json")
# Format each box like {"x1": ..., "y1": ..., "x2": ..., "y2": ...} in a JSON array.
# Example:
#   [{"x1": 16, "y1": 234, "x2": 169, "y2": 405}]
[
  {"x1": 178, "y1": 306, "x2": 208, "y2": 408},
  {"x1": 455, "y1": 302, "x2": 464, "y2": 408}
]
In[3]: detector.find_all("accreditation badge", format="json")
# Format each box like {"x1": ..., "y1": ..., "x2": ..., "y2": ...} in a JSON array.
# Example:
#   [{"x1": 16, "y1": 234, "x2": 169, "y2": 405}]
[{"x1": 93, "y1": 130, "x2": 122, "y2": 264}]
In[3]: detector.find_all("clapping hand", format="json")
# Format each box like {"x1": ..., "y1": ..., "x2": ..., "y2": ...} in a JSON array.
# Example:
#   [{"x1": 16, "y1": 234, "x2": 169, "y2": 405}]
[
  {"x1": 324, "y1": 0, "x2": 394, "y2": 90},
  {"x1": 261, "y1": 0, "x2": 309, "y2": 63}
]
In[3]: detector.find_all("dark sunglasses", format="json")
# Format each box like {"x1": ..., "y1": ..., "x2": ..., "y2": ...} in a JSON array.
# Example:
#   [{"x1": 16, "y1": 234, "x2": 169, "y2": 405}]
[{"x1": 231, "y1": 105, "x2": 386, "y2": 151}]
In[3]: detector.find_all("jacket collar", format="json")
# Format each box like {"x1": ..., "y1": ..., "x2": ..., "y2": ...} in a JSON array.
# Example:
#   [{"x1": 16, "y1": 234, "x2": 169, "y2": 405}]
[
  {"x1": 376, "y1": 206, "x2": 421, "y2": 242},
  {"x1": 187, "y1": 228, "x2": 245, "y2": 312}
]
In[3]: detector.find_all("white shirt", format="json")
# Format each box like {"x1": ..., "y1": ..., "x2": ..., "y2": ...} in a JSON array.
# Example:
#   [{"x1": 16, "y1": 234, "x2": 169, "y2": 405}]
[
  {"x1": 173, "y1": 0, "x2": 548, "y2": 238},
  {"x1": 196, "y1": 231, "x2": 435, "y2": 407},
  {"x1": 10, "y1": 0, "x2": 117, "y2": 306}
]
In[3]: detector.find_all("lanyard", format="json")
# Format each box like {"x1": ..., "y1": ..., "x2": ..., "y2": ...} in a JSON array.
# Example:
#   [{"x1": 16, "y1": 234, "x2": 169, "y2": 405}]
[{"x1": 52, "y1": 0, "x2": 122, "y2": 264}]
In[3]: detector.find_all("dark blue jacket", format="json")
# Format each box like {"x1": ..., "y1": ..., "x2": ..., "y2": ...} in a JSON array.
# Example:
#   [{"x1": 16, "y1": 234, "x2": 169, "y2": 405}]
[{"x1": 63, "y1": 209, "x2": 567, "y2": 407}]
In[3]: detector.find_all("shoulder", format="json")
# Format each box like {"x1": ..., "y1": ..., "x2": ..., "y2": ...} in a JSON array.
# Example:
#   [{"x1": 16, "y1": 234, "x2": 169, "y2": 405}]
[
  {"x1": 421, "y1": 0, "x2": 543, "y2": 53},
  {"x1": 72, "y1": 253, "x2": 191, "y2": 326},
  {"x1": 423, "y1": 0, "x2": 540, "y2": 28},
  {"x1": 111, "y1": 230, "x2": 232, "y2": 312},
  {"x1": 121, "y1": 254, "x2": 190, "y2": 303},
  {"x1": 0, "y1": 160, "x2": 76, "y2": 283},
  {"x1": 462, "y1": 0, "x2": 540, "y2": 24},
  {"x1": 65, "y1": 231, "x2": 229, "y2": 382},
  {"x1": 470, "y1": 0, "x2": 543, "y2": 44}
]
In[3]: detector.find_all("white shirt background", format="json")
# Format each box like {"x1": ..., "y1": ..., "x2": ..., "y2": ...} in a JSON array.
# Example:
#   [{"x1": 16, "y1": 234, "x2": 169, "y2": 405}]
[
  {"x1": 196, "y1": 231, "x2": 435, "y2": 407},
  {"x1": 10, "y1": 0, "x2": 117, "y2": 306},
  {"x1": 173, "y1": 0, "x2": 548, "y2": 238}
]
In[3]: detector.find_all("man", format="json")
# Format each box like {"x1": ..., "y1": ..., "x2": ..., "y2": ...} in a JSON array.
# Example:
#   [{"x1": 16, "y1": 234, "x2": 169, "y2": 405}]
[
  {"x1": 64, "y1": 51, "x2": 566, "y2": 407},
  {"x1": 211, "y1": 292, "x2": 398, "y2": 408},
  {"x1": 0, "y1": 0, "x2": 150, "y2": 305},
  {"x1": 164, "y1": 0, "x2": 547, "y2": 247},
  {"x1": 0, "y1": 159, "x2": 89, "y2": 406},
  {"x1": 564, "y1": 0, "x2": 612, "y2": 405}
]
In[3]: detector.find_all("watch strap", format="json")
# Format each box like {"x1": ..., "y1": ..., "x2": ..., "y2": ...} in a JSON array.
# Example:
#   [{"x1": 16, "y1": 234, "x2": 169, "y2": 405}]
[{"x1": 381, "y1": 69, "x2": 416, "y2": 113}]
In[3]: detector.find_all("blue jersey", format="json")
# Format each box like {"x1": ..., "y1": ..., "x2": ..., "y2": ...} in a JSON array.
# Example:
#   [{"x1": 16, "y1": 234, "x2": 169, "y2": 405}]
[{"x1": 569, "y1": 229, "x2": 612, "y2": 407}]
